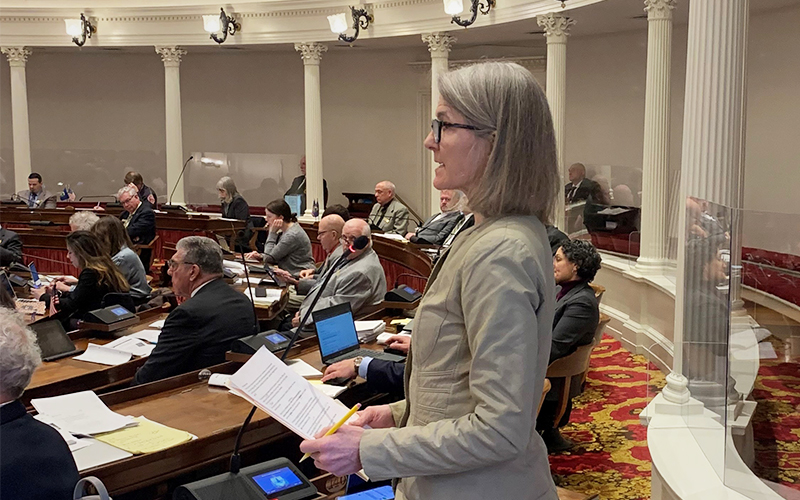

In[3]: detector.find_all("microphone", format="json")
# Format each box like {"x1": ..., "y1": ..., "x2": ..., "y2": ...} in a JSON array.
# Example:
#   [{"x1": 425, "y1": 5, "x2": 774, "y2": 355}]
[
  {"x1": 231, "y1": 221, "x2": 259, "y2": 336},
  {"x1": 227, "y1": 235, "x2": 369, "y2": 474},
  {"x1": 163, "y1": 155, "x2": 194, "y2": 211}
]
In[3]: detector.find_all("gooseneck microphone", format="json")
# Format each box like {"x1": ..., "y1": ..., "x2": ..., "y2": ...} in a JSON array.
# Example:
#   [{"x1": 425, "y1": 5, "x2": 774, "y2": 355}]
[
  {"x1": 163, "y1": 155, "x2": 194, "y2": 211},
  {"x1": 228, "y1": 235, "x2": 369, "y2": 474}
]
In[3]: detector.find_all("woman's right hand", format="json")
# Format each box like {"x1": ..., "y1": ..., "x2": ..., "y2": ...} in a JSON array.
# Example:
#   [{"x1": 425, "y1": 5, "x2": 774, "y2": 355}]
[
  {"x1": 244, "y1": 251, "x2": 261, "y2": 262},
  {"x1": 349, "y1": 405, "x2": 396, "y2": 429}
]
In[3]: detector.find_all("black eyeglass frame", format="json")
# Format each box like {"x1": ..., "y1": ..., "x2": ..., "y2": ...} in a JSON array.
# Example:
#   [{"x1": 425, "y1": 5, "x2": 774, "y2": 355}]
[{"x1": 431, "y1": 119, "x2": 482, "y2": 144}]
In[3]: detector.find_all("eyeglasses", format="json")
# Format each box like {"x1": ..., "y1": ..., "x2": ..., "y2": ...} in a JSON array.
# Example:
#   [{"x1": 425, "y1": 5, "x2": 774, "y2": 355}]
[
  {"x1": 431, "y1": 118, "x2": 481, "y2": 144},
  {"x1": 340, "y1": 235, "x2": 357, "y2": 244},
  {"x1": 168, "y1": 259, "x2": 196, "y2": 268}
]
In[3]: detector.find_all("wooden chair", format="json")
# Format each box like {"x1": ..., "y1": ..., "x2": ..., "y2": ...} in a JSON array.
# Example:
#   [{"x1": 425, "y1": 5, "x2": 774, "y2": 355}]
[
  {"x1": 589, "y1": 282, "x2": 605, "y2": 304},
  {"x1": 538, "y1": 378, "x2": 552, "y2": 416},
  {"x1": 545, "y1": 314, "x2": 611, "y2": 428},
  {"x1": 135, "y1": 234, "x2": 159, "y2": 272}
]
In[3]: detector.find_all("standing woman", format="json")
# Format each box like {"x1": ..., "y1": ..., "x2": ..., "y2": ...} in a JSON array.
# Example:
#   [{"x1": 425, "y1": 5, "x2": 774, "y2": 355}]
[
  {"x1": 217, "y1": 176, "x2": 252, "y2": 252},
  {"x1": 244, "y1": 199, "x2": 314, "y2": 276},
  {"x1": 91, "y1": 216, "x2": 153, "y2": 306},
  {"x1": 300, "y1": 62, "x2": 560, "y2": 500},
  {"x1": 32, "y1": 231, "x2": 130, "y2": 329}
]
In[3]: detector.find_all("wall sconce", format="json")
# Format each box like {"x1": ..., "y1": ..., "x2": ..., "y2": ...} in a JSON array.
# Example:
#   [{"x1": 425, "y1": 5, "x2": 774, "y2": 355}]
[
  {"x1": 64, "y1": 13, "x2": 96, "y2": 47},
  {"x1": 444, "y1": 0, "x2": 495, "y2": 28},
  {"x1": 203, "y1": 8, "x2": 240, "y2": 44},
  {"x1": 328, "y1": 7, "x2": 373, "y2": 43}
]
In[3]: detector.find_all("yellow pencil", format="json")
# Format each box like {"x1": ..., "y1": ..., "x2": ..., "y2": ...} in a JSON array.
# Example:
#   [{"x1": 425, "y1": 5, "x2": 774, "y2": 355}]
[{"x1": 299, "y1": 403, "x2": 361, "y2": 463}]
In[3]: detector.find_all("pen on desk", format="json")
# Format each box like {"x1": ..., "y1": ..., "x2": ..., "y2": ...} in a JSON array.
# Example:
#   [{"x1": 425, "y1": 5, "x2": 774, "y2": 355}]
[{"x1": 299, "y1": 403, "x2": 361, "y2": 463}]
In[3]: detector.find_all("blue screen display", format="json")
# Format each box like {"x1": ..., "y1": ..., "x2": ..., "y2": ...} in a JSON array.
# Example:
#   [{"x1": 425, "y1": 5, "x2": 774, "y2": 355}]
[
  {"x1": 402, "y1": 286, "x2": 415, "y2": 294},
  {"x1": 316, "y1": 312, "x2": 359, "y2": 357},
  {"x1": 28, "y1": 263, "x2": 39, "y2": 283},
  {"x1": 266, "y1": 332, "x2": 287, "y2": 344},
  {"x1": 340, "y1": 486, "x2": 395, "y2": 499},
  {"x1": 110, "y1": 306, "x2": 129, "y2": 316},
  {"x1": 284, "y1": 194, "x2": 302, "y2": 217},
  {"x1": 252, "y1": 467, "x2": 303, "y2": 495}
]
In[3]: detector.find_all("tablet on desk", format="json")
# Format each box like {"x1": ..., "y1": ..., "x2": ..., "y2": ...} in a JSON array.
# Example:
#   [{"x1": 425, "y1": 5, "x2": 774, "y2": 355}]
[{"x1": 29, "y1": 319, "x2": 83, "y2": 362}]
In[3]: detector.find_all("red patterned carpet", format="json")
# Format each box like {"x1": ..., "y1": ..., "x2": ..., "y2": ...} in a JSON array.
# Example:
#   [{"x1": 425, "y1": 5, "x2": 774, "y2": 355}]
[{"x1": 549, "y1": 334, "x2": 665, "y2": 500}]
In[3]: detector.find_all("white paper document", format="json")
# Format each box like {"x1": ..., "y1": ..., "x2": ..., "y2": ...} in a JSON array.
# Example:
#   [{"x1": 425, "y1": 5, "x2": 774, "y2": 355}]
[
  {"x1": 235, "y1": 277, "x2": 262, "y2": 285},
  {"x1": 377, "y1": 332, "x2": 411, "y2": 345},
  {"x1": 129, "y1": 329, "x2": 161, "y2": 344},
  {"x1": 104, "y1": 336, "x2": 156, "y2": 357},
  {"x1": 243, "y1": 287, "x2": 283, "y2": 305},
  {"x1": 223, "y1": 259, "x2": 245, "y2": 272},
  {"x1": 74, "y1": 344, "x2": 132, "y2": 366},
  {"x1": 72, "y1": 438, "x2": 133, "y2": 471},
  {"x1": 148, "y1": 319, "x2": 166, "y2": 329},
  {"x1": 31, "y1": 391, "x2": 137, "y2": 436},
  {"x1": 229, "y1": 347, "x2": 352, "y2": 440}
]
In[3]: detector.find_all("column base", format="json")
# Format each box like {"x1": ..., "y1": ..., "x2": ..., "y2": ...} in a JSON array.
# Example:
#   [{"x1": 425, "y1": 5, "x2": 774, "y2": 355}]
[
  {"x1": 661, "y1": 371, "x2": 691, "y2": 404},
  {"x1": 635, "y1": 257, "x2": 670, "y2": 274},
  {"x1": 298, "y1": 213, "x2": 319, "y2": 224}
]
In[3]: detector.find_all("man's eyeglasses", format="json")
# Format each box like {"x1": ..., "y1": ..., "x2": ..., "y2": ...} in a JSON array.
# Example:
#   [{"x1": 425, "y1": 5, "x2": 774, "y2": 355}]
[
  {"x1": 340, "y1": 235, "x2": 357, "y2": 244},
  {"x1": 431, "y1": 118, "x2": 481, "y2": 144},
  {"x1": 168, "y1": 259, "x2": 196, "y2": 268}
]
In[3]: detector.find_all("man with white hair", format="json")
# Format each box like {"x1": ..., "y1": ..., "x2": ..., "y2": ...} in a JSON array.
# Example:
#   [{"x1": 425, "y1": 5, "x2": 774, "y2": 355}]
[
  {"x1": 117, "y1": 184, "x2": 156, "y2": 245},
  {"x1": 133, "y1": 236, "x2": 256, "y2": 385},
  {"x1": 367, "y1": 180, "x2": 409, "y2": 234},
  {"x1": 290, "y1": 218, "x2": 386, "y2": 328},
  {"x1": 405, "y1": 189, "x2": 461, "y2": 245},
  {"x1": 68, "y1": 210, "x2": 100, "y2": 232},
  {"x1": 0, "y1": 308, "x2": 80, "y2": 500}
]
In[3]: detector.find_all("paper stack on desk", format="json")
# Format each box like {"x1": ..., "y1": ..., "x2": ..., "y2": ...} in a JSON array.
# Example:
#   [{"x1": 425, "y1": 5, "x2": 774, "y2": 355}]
[
  {"x1": 243, "y1": 287, "x2": 283, "y2": 306},
  {"x1": 354, "y1": 320, "x2": 385, "y2": 343},
  {"x1": 31, "y1": 391, "x2": 138, "y2": 435},
  {"x1": 129, "y1": 328, "x2": 161, "y2": 344},
  {"x1": 103, "y1": 336, "x2": 156, "y2": 357},
  {"x1": 95, "y1": 416, "x2": 195, "y2": 454},
  {"x1": 228, "y1": 347, "x2": 354, "y2": 440},
  {"x1": 74, "y1": 344, "x2": 132, "y2": 365}
]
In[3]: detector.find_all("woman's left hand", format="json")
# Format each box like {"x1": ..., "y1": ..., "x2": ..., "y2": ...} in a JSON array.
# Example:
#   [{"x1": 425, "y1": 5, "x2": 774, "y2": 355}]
[
  {"x1": 54, "y1": 281, "x2": 72, "y2": 293},
  {"x1": 299, "y1": 424, "x2": 365, "y2": 477},
  {"x1": 30, "y1": 286, "x2": 48, "y2": 299}
]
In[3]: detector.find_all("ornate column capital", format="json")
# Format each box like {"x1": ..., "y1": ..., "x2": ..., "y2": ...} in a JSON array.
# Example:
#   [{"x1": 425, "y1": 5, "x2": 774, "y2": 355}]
[
  {"x1": 294, "y1": 42, "x2": 328, "y2": 64},
  {"x1": 536, "y1": 13, "x2": 575, "y2": 42},
  {"x1": 422, "y1": 33, "x2": 456, "y2": 56},
  {"x1": 644, "y1": 0, "x2": 677, "y2": 21},
  {"x1": 155, "y1": 46, "x2": 186, "y2": 67},
  {"x1": 1, "y1": 47, "x2": 32, "y2": 67}
]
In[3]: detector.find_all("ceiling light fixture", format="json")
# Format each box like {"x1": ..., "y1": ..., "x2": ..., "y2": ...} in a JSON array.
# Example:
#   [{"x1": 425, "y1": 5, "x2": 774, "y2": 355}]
[
  {"x1": 445, "y1": 0, "x2": 495, "y2": 28},
  {"x1": 203, "y1": 8, "x2": 241, "y2": 44},
  {"x1": 64, "y1": 13, "x2": 96, "y2": 47},
  {"x1": 328, "y1": 7, "x2": 373, "y2": 43}
]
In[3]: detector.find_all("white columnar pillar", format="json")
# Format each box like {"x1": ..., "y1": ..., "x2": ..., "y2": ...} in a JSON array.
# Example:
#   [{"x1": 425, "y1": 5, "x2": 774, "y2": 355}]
[
  {"x1": 155, "y1": 46, "x2": 187, "y2": 205},
  {"x1": 1, "y1": 47, "x2": 33, "y2": 193},
  {"x1": 636, "y1": 0, "x2": 676, "y2": 273},
  {"x1": 294, "y1": 42, "x2": 328, "y2": 221},
  {"x1": 537, "y1": 14, "x2": 574, "y2": 230},
  {"x1": 422, "y1": 33, "x2": 456, "y2": 217},
  {"x1": 663, "y1": 0, "x2": 749, "y2": 404}
]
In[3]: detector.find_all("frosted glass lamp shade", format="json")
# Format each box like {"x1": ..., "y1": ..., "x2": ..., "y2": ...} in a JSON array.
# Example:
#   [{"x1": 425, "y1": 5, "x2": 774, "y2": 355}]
[
  {"x1": 443, "y1": 0, "x2": 464, "y2": 15},
  {"x1": 65, "y1": 18, "x2": 83, "y2": 37},
  {"x1": 328, "y1": 13, "x2": 349, "y2": 34},
  {"x1": 203, "y1": 14, "x2": 221, "y2": 33}
]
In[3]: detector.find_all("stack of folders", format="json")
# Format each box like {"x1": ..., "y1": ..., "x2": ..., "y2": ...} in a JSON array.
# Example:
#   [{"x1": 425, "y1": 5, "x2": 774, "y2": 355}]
[
  {"x1": 73, "y1": 333, "x2": 159, "y2": 366},
  {"x1": 32, "y1": 391, "x2": 195, "y2": 471},
  {"x1": 354, "y1": 320, "x2": 385, "y2": 343}
]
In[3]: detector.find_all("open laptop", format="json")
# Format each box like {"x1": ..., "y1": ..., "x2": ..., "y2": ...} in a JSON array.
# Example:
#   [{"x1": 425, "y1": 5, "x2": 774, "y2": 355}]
[
  {"x1": 1, "y1": 271, "x2": 45, "y2": 316},
  {"x1": 312, "y1": 302, "x2": 405, "y2": 366},
  {"x1": 29, "y1": 319, "x2": 83, "y2": 362}
]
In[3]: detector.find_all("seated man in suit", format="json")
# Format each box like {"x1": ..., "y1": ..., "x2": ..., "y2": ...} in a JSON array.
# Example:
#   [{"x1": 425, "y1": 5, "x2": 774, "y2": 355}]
[
  {"x1": 321, "y1": 334, "x2": 410, "y2": 396},
  {"x1": 565, "y1": 163, "x2": 603, "y2": 205},
  {"x1": 284, "y1": 156, "x2": 328, "y2": 214},
  {"x1": 367, "y1": 181, "x2": 409, "y2": 234},
  {"x1": 118, "y1": 185, "x2": 156, "y2": 270},
  {"x1": 15, "y1": 172, "x2": 58, "y2": 209},
  {"x1": 405, "y1": 190, "x2": 461, "y2": 245},
  {"x1": 124, "y1": 170, "x2": 157, "y2": 208},
  {"x1": 0, "y1": 224, "x2": 23, "y2": 266},
  {"x1": 0, "y1": 308, "x2": 80, "y2": 500},
  {"x1": 133, "y1": 236, "x2": 256, "y2": 385},
  {"x1": 289, "y1": 218, "x2": 386, "y2": 328},
  {"x1": 537, "y1": 239, "x2": 602, "y2": 452}
]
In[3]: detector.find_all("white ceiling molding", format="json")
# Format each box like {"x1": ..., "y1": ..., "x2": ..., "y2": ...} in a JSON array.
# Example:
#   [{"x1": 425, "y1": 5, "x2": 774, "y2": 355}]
[{"x1": 0, "y1": 0, "x2": 603, "y2": 47}]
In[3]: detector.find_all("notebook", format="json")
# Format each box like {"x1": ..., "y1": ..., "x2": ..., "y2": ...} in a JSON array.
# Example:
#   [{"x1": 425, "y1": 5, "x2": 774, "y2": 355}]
[{"x1": 312, "y1": 303, "x2": 405, "y2": 366}]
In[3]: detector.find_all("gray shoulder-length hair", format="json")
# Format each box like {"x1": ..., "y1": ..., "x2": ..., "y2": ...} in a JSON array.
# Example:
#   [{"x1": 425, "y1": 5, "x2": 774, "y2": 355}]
[
  {"x1": 216, "y1": 176, "x2": 239, "y2": 202},
  {"x1": 437, "y1": 61, "x2": 559, "y2": 223},
  {"x1": 0, "y1": 307, "x2": 42, "y2": 401}
]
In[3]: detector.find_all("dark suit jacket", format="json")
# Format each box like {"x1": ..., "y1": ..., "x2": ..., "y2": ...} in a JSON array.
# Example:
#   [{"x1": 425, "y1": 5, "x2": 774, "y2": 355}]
[
  {"x1": 410, "y1": 211, "x2": 460, "y2": 245},
  {"x1": 285, "y1": 175, "x2": 329, "y2": 213},
  {"x1": 365, "y1": 358, "x2": 406, "y2": 396},
  {"x1": 120, "y1": 202, "x2": 156, "y2": 244},
  {"x1": 0, "y1": 228, "x2": 23, "y2": 266},
  {"x1": 549, "y1": 281, "x2": 600, "y2": 364},
  {"x1": 546, "y1": 225, "x2": 569, "y2": 256},
  {"x1": 1, "y1": 400, "x2": 80, "y2": 500},
  {"x1": 565, "y1": 179, "x2": 602, "y2": 204},
  {"x1": 133, "y1": 278, "x2": 256, "y2": 385},
  {"x1": 47, "y1": 268, "x2": 117, "y2": 328},
  {"x1": 138, "y1": 184, "x2": 157, "y2": 208},
  {"x1": 222, "y1": 195, "x2": 252, "y2": 251}
]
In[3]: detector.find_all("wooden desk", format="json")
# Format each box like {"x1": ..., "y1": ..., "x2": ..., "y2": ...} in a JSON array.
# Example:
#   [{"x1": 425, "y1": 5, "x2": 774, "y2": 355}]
[{"x1": 23, "y1": 305, "x2": 171, "y2": 404}]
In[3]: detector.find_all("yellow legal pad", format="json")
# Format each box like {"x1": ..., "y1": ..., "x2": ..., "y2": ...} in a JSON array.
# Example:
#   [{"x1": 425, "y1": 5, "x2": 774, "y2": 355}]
[{"x1": 95, "y1": 416, "x2": 195, "y2": 455}]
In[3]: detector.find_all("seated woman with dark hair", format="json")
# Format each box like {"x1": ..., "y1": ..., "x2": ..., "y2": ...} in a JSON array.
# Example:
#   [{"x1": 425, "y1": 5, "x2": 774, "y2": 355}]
[
  {"x1": 244, "y1": 199, "x2": 314, "y2": 276},
  {"x1": 91, "y1": 216, "x2": 152, "y2": 305},
  {"x1": 31, "y1": 231, "x2": 130, "y2": 328}
]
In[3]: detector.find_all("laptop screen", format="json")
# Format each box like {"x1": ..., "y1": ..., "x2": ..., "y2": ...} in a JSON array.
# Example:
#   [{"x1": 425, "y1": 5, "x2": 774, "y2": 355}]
[
  {"x1": 29, "y1": 320, "x2": 78, "y2": 359},
  {"x1": 312, "y1": 303, "x2": 360, "y2": 361},
  {"x1": 28, "y1": 262, "x2": 40, "y2": 285}
]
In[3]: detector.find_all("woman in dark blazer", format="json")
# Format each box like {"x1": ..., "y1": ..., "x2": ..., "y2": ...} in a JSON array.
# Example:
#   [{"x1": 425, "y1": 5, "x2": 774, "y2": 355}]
[
  {"x1": 217, "y1": 176, "x2": 252, "y2": 252},
  {"x1": 32, "y1": 231, "x2": 130, "y2": 329}
]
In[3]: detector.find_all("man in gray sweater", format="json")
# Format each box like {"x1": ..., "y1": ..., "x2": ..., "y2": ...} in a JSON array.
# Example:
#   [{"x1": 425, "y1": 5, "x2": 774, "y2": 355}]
[{"x1": 291, "y1": 218, "x2": 386, "y2": 327}]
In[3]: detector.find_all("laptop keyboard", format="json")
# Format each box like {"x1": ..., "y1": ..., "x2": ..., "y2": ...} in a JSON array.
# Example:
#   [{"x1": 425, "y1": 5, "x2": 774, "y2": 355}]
[{"x1": 328, "y1": 348, "x2": 405, "y2": 365}]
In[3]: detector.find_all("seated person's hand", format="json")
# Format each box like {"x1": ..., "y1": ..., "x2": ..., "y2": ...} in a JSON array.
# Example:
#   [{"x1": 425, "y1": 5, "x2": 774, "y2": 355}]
[
  {"x1": 321, "y1": 360, "x2": 357, "y2": 383},
  {"x1": 92, "y1": 205, "x2": 106, "y2": 211},
  {"x1": 385, "y1": 334, "x2": 411, "y2": 354},
  {"x1": 244, "y1": 251, "x2": 262, "y2": 262},
  {"x1": 272, "y1": 268, "x2": 297, "y2": 284},
  {"x1": 404, "y1": 232, "x2": 415, "y2": 240},
  {"x1": 30, "y1": 286, "x2": 48, "y2": 300},
  {"x1": 55, "y1": 276, "x2": 78, "y2": 285},
  {"x1": 298, "y1": 268, "x2": 315, "y2": 280},
  {"x1": 268, "y1": 219, "x2": 283, "y2": 233},
  {"x1": 291, "y1": 311, "x2": 301, "y2": 328},
  {"x1": 54, "y1": 281, "x2": 72, "y2": 293}
]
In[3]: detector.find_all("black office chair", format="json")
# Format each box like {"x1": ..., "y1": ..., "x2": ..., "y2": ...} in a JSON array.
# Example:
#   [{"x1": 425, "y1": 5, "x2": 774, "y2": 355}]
[{"x1": 101, "y1": 292, "x2": 136, "y2": 313}]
